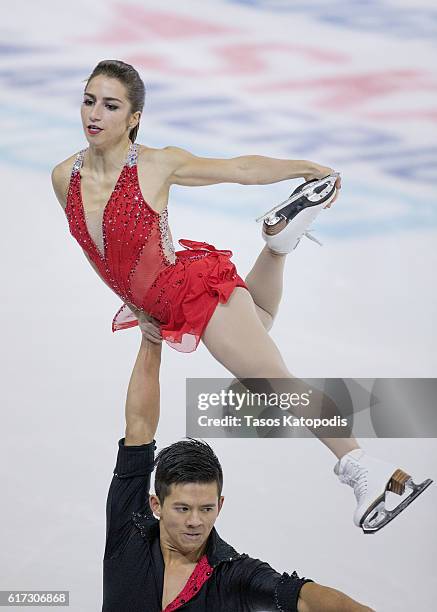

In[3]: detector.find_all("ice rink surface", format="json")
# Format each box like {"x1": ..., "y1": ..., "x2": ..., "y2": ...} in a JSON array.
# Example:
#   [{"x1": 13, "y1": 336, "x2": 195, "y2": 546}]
[{"x1": 1, "y1": 1, "x2": 437, "y2": 610}]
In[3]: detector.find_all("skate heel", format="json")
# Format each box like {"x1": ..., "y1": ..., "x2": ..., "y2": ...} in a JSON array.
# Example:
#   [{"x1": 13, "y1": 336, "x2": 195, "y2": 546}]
[
  {"x1": 388, "y1": 469, "x2": 411, "y2": 495},
  {"x1": 263, "y1": 218, "x2": 287, "y2": 235}
]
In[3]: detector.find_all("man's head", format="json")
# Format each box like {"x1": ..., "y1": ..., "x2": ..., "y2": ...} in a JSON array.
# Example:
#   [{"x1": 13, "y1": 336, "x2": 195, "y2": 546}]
[{"x1": 150, "y1": 439, "x2": 224, "y2": 553}]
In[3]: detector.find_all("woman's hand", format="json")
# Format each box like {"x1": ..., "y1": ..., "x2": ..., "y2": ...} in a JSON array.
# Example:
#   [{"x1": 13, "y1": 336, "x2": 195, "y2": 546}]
[
  {"x1": 126, "y1": 302, "x2": 162, "y2": 344},
  {"x1": 302, "y1": 162, "x2": 342, "y2": 208}
]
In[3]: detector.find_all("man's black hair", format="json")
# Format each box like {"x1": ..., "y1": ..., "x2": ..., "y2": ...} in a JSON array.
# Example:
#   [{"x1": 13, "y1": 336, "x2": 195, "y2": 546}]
[{"x1": 154, "y1": 438, "x2": 223, "y2": 504}]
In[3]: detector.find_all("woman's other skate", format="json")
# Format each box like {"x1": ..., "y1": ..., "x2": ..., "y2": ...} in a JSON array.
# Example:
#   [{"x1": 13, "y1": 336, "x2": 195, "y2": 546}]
[{"x1": 335, "y1": 449, "x2": 433, "y2": 534}]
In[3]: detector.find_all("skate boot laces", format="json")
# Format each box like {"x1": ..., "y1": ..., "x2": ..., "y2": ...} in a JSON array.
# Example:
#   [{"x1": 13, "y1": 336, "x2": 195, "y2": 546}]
[{"x1": 339, "y1": 461, "x2": 368, "y2": 501}]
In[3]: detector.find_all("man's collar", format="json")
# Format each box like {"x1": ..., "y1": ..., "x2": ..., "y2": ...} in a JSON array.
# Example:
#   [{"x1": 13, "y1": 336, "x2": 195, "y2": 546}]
[{"x1": 131, "y1": 511, "x2": 247, "y2": 568}]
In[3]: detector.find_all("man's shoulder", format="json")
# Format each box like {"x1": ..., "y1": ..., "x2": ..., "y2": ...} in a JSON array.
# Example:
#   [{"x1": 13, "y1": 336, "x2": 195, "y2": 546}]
[
  {"x1": 206, "y1": 527, "x2": 242, "y2": 566},
  {"x1": 209, "y1": 531, "x2": 285, "y2": 584},
  {"x1": 132, "y1": 510, "x2": 159, "y2": 537}
]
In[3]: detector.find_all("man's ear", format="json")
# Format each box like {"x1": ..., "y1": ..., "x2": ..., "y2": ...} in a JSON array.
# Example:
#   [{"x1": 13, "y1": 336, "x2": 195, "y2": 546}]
[
  {"x1": 217, "y1": 496, "x2": 225, "y2": 515},
  {"x1": 149, "y1": 494, "x2": 161, "y2": 517}
]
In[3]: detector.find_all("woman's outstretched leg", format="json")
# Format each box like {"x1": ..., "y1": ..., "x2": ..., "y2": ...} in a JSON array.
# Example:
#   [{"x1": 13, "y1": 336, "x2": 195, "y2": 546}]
[
  {"x1": 202, "y1": 287, "x2": 359, "y2": 459},
  {"x1": 202, "y1": 287, "x2": 433, "y2": 532}
]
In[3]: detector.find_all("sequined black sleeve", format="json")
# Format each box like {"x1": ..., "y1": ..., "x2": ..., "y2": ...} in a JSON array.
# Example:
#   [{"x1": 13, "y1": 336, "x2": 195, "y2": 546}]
[
  {"x1": 274, "y1": 571, "x2": 313, "y2": 611},
  {"x1": 104, "y1": 438, "x2": 156, "y2": 560},
  {"x1": 230, "y1": 556, "x2": 313, "y2": 611}
]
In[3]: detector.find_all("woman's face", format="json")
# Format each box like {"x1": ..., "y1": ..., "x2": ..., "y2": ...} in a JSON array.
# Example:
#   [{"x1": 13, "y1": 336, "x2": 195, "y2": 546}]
[{"x1": 81, "y1": 74, "x2": 140, "y2": 145}]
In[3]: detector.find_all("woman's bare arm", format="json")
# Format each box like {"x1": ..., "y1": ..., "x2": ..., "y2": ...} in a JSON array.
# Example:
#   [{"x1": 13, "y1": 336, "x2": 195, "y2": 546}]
[{"x1": 161, "y1": 145, "x2": 338, "y2": 188}]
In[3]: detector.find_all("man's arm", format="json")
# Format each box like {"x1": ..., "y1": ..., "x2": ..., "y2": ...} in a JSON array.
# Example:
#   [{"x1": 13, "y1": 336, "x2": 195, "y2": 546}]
[
  {"x1": 161, "y1": 145, "x2": 334, "y2": 187},
  {"x1": 297, "y1": 582, "x2": 374, "y2": 612},
  {"x1": 104, "y1": 335, "x2": 162, "y2": 560},
  {"x1": 234, "y1": 559, "x2": 374, "y2": 612},
  {"x1": 124, "y1": 335, "x2": 162, "y2": 445}
]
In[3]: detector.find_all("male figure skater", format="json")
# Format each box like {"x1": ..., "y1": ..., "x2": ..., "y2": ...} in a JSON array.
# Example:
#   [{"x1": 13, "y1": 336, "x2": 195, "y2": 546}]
[{"x1": 102, "y1": 325, "x2": 374, "y2": 611}]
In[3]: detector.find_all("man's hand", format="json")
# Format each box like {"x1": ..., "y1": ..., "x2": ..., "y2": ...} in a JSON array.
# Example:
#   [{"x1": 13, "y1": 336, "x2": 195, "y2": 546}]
[
  {"x1": 301, "y1": 162, "x2": 342, "y2": 208},
  {"x1": 126, "y1": 302, "x2": 162, "y2": 344},
  {"x1": 138, "y1": 315, "x2": 162, "y2": 344}
]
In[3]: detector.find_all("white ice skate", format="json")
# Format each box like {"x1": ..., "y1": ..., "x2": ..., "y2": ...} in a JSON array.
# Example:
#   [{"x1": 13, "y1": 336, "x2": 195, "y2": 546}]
[
  {"x1": 257, "y1": 173, "x2": 339, "y2": 255},
  {"x1": 334, "y1": 449, "x2": 433, "y2": 534}
]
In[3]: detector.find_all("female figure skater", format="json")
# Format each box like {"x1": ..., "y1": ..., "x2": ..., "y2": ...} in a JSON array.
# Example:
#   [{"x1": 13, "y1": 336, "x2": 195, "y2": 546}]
[{"x1": 51, "y1": 60, "x2": 431, "y2": 532}]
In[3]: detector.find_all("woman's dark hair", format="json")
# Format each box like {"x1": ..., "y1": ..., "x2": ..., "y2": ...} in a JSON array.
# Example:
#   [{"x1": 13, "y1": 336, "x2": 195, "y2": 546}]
[
  {"x1": 154, "y1": 438, "x2": 223, "y2": 504},
  {"x1": 84, "y1": 60, "x2": 145, "y2": 142}
]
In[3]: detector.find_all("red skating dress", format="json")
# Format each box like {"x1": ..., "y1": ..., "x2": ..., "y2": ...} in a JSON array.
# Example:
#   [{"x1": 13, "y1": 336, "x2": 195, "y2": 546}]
[{"x1": 65, "y1": 142, "x2": 248, "y2": 352}]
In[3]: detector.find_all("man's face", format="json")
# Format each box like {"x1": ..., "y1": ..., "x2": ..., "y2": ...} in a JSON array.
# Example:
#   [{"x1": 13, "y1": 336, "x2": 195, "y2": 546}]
[{"x1": 150, "y1": 482, "x2": 224, "y2": 553}]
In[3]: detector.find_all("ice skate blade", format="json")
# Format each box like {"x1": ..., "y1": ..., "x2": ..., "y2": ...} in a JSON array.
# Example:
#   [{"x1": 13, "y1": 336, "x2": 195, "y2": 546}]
[
  {"x1": 255, "y1": 173, "x2": 340, "y2": 224},
  {"x1": 361, "y1": 478, "x2": 433, "y2": 534}
]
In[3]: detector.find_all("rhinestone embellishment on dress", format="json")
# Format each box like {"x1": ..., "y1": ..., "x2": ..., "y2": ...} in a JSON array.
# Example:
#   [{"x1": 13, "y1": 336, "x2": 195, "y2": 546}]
[{"x1": 158, "y1": 208, "x2": 176, "y2": 265}]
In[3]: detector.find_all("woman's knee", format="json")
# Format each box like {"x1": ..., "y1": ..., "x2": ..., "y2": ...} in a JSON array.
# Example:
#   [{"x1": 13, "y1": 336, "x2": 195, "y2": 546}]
[{"x1": 254, "y1": 305, "x2": 274, "y2": 331}]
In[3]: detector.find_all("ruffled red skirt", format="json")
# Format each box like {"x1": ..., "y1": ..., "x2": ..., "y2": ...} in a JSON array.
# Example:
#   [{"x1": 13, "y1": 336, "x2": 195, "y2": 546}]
[{"x1": 112, "y1": 239, "x2": 248, "y2": 353}]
